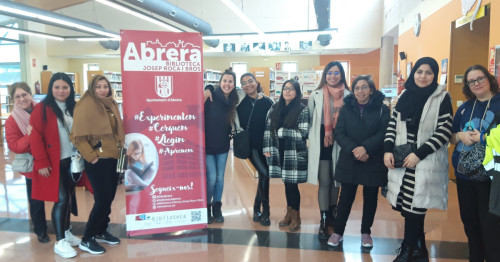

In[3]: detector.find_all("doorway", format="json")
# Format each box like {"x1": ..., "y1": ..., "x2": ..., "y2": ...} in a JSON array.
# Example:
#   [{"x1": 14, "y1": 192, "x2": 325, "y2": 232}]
[{"x1": 447, "y1": 4, "x2": 491, "y2": 179}]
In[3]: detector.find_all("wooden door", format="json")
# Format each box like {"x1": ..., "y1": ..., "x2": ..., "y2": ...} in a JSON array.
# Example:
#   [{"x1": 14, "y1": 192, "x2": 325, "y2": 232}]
[{"x1": 447, "y1": 9, "x2": 490, "y2": 179}]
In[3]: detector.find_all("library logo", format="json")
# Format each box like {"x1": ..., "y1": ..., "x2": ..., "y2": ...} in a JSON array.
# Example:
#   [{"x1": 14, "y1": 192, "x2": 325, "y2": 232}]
[{"x1": 155, "y1": 76, "x2": 173, "y2": 98}]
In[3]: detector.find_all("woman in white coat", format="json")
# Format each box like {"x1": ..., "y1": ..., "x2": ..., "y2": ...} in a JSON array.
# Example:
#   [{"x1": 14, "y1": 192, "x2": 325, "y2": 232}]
[{"x1": 307, "y1": 61, "x2": 350, "y2": 239}]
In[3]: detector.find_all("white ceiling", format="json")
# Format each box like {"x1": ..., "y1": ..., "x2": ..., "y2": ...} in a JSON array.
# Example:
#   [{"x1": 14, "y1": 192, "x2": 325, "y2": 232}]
[{"x1": 2, "y1": 0, "x2": 401, "y2": 58}]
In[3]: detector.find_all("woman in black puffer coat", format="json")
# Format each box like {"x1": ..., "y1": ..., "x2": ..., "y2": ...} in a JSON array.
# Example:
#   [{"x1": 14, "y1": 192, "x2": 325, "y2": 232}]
[{"x1": 327, "y1": 75, "x2": 390, "y2": 248}]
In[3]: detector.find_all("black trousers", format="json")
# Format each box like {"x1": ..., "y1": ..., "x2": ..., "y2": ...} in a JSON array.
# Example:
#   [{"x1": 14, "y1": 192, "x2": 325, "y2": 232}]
[
  {"x1": 83, "y1": 158, "x2": 119, "y2": 240},
  {"x1": 52, "y1": 158, "x2": 77, "y2": 240},
  {"x1": 456, "y1": 178, "x2": 500, "y2": 262},
  {"x1": 284, "y1": 182, "x2": 300, "y2": 210},
  {"x1": 334, "y1": 183, "x2": 379, "y2": 235},
  {"x1": 25, "y1": 177, "x2": 47, "y2": 235}
]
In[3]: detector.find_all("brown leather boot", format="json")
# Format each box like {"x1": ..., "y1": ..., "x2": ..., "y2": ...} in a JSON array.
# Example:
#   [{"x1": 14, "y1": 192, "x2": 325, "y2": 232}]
[
  {"x1": 279, "y1": 207, "x2": 292, "y2": 227},
  {"x1": 289, "y1": 209, "x2": 301, "y2": 232}
]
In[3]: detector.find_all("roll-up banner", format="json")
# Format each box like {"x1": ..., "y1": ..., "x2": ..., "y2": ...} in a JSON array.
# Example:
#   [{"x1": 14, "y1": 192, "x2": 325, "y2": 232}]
[{"x1": 120, "y1": 30, "x2": 207, "y2": 236}]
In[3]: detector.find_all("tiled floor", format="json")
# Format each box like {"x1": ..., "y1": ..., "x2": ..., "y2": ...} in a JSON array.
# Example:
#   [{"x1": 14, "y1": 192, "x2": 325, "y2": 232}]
[{"x1": 0, "y1": 144, "x2": 469, "y2": 261}]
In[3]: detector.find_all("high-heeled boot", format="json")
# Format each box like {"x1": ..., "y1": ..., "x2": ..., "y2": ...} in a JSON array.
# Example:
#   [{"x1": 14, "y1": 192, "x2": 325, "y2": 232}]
[
  {"x1": 412, "y1": 234, "x2": 429, "y2": 262},
  {"x1": 289, "y1": 209, "x2": 301, "y2": 232},
  {"x1": 318, "y1": 210, "x2": 329, "y2": 240},
  {"x1": 279, "y1": 207, "x2": 292, "y2": 227},
  {"x1": 253, "y1": 182, "x2": 262, "y2": 222},
  {"x1": 259, "y1": 177, "x2": 271, "y2": 226},
  {"x1": 394, "y1": 242, "x2": 415, "y2": 262}
]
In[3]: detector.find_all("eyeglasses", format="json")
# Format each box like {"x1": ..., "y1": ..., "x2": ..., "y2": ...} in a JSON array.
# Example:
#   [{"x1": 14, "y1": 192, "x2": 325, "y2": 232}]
[
  {"x1": 14, "y1": 93, "x2": 30, "y2": 100},
  {"x1": 327, "y1": 71, "x2": 341, "y2": 76},
  {"x1": 353, "y1": 85, "x2": 370, "y2": 92},
  {"x1": 283, "y1": 87, "x2": 295, "y2": 92},
  {"x1": 467, "y1": 76, "x2": 487, "y2": 86},
  {"x1": 241, "y1": 79, "x2": 255, "y2": 86}
]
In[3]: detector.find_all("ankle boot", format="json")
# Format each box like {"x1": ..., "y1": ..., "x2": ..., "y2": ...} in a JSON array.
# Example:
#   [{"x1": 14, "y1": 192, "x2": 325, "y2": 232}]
[
  {"x1": 279, "y1": 207, "x2": 292, "y2": 227},
  {"x1": 318, "y1": 210, "x2": 329, "y2": 240},
  {"x1": 213, "y1": 202, "x2": 224, "y2": 223},
  {"x1": 207, "y1": 204, "x2": 213, "y2": 224},
  {"x1": 412, "y1": 234, "x2": 429, "y2": 262},
  {"x1": 394, "y1": 243, "x2": 415, "y2": 262},
  {"x1": 289, "y1": 209, "x2": 301, "y2": 232},
  {"x1": 253, "y1": 183, "x2": 262, "y2": 222},
  {"x1": 328, "y1": 205, "x2": 337, "y2": 228}
]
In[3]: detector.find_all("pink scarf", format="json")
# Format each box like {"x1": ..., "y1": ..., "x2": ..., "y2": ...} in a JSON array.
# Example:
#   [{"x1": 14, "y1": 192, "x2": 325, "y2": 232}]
[
  {"x1": 323, "y1": 84, "x2": 345, "y2": 147},
  {"x1": 12, "y1": 101, "x2": 36, "y2": 135}
]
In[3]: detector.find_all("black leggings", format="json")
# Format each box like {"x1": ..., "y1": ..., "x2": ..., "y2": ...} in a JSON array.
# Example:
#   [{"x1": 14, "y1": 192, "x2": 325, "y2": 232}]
[
  {"x1": 284, "y1": 182, "x2": 300, "y2": 210},
  {"x1": 52, "y1": 158, "x2": 77, "y2": 241}
]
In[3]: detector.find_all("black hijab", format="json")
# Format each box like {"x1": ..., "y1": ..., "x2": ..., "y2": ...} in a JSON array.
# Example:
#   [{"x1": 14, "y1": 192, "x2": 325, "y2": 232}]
[{"x1": 395, "y1": 57, "x2": 439, "y2": 127}]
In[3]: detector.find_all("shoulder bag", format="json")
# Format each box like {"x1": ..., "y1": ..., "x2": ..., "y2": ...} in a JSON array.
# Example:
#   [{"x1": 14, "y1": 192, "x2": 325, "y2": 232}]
[
  {"x1": 12, "y1": 153, "x2": 34, "y2": 173},
  {"x1": 457, "y1": 98, "x2": 490, "y2": 181},
  {"x1": 233, "y1": 101, "x2": 255, "y2": 159}
]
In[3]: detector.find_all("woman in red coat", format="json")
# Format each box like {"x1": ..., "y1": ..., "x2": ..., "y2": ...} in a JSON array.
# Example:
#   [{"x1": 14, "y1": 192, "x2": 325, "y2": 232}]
[
  {"x1": 5, "y1": 82, "x2": 49, "y2": 243},
  {"x1": 30, "y1": 72, "x2": 80, "y2": 259}
]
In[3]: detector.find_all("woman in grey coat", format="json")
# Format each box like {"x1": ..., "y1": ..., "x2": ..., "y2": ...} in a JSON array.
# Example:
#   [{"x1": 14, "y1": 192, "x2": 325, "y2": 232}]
[{"x1": 263, "y1": 80, "x2": 309, "y2": 232}]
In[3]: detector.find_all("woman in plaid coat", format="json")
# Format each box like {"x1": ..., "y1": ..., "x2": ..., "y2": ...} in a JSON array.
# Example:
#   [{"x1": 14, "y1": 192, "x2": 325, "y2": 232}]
[{"x1": 263, "y1": 79, "x2": 309, "y2": 231}]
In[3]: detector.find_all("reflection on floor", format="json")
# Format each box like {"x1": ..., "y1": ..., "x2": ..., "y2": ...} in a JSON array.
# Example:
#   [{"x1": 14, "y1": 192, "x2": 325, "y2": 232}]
[{"x1": 0, "y1": 145, "x2": 469, "y2": 261}]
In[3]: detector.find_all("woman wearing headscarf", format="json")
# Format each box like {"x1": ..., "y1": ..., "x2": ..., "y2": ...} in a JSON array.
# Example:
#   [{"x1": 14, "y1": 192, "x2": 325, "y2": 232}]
[
  {"x1": 71, "y1": 75, "x2": 125, "y2": 255},
  {"x1": 5, "y1": 82, "x2": 49, "y2": 243},
  {"x1": 383, "y1": 57, "x2": 453, "y2": 262},
  {"x1": 263, "y1": 79, "x2": 309, "y2": 232},
  {"x1": 308, "y1": 61, "x2": 350, "y2": 239}
]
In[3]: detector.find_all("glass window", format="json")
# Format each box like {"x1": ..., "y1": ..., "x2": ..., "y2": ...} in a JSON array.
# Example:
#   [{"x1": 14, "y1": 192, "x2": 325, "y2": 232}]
[
  {"x1": 231, "y1": 62, "x2": 247, "y2": 88},
  {"x1": 282, "y1": 62, "x2": 298, "y2": 73}
]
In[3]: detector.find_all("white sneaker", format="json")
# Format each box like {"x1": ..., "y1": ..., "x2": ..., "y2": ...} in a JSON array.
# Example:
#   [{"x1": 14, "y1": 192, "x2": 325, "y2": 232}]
[
  {"x1": 54, "y1": 239, "x2": 77, "y2": 258},
  {"x1": 65, "y1": 229, "x2": 81, "y2": 247}
]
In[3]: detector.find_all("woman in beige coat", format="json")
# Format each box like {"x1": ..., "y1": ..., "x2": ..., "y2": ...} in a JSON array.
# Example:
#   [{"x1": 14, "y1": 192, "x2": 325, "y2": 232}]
[{"x1": 307, "y1": 61, "x2": 350, "y2": 239}]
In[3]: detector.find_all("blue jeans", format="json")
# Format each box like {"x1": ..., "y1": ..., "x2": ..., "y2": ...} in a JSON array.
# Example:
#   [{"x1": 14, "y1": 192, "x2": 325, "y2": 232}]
[{"x1": 206, "y1": 152, "x2": 228, "y2": 204}]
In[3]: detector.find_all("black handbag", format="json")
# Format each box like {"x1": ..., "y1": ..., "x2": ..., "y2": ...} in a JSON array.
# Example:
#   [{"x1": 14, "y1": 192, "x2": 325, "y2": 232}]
[
  {"x1": 456, "y1": 98, "x2": 491, "y2": 181},
  {"x1": 457, "y1": 142, "x2": 489, "y2": 181},
  {"x1": 233, "y1": 102, "x2": 255, "y2": 159},
  {"x1": 393, "y1": 143, "x2": 415, "y2": 168}
]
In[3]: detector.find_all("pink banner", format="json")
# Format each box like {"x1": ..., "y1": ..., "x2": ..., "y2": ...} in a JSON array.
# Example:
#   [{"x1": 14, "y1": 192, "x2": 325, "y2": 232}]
[{"x1": 120, "y1": 30, "x2": 207, "y2": 236}]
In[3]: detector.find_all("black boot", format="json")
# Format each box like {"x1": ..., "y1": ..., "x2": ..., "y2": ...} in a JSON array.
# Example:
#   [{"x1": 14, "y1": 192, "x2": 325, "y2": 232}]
[
  {"x1": 394, "y1": 243, "x2": 415, "y2": 262},
  {"x1": 412, "y1": 234, "x2": 429, "y2": 262},
  {"x1": 318, "y1": 210, "x2": 329, "y2": 240},
  {"x1": 207, "y1": 204, "x2": 213, "y2": 224},
  {"x1": 328, "y1": 205, "x2": 337, "y2": 228},
  {"x1": 213, "y1": 202, "x2": 224, "y2": 223},
  {"x1": 253, "y1": 178, "x2": 263, "y2": 222},
  {"x1": 259, "y1": 177, "x2": 270, "y2": 226}
]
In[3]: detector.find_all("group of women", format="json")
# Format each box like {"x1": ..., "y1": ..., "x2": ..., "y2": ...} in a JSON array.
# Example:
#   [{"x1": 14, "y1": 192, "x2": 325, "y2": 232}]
[
  {"x1": 203, "y1": 57, "x2": 500, "y2": 262},
  {"x1": 8, "y1": 57, "x2": 500, "y2": 261},
  {"x1": 6, "y1": 73, "x2": 124, "y2": 259}
]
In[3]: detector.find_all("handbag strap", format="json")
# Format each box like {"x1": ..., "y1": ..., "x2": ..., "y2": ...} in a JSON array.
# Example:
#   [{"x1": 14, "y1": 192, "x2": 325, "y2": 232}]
[
  {"x1": 234, "y1": 99, "x2": 256, "y2": 134},
  {"x1": 460, "y1": 97, "x2": 492, "y2": 153}
]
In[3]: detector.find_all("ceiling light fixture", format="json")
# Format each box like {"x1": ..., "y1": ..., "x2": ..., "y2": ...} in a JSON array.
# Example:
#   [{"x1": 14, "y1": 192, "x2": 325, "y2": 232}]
[
  {"x1": 0, "y1": 25, "x2": 64, "y2": 41},
  {"x1": 0, "y1": 1, "x2": 119, "y2": 38},
  {"x1": 203, "y1": 28, "x2": 337, "y2": 41},
  {"x1": 219, "y1": 0, "x2": 264, "y2": 35},
  {"x1": 95, "y1": 0, "x2": 182, "y2": 32},
  {"x1": 74, "y1": 37, "x2": 122, "y2": 42}
]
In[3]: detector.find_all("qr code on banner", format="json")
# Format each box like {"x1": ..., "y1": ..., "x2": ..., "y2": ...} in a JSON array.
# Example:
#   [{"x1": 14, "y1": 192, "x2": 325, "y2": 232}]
[{"x1": 191, "y1": 211, "x2": 201, "y2": 222}]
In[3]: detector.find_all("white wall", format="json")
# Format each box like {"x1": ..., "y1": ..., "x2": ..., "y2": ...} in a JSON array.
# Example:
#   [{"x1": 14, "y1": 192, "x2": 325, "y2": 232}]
[{"x1": 398, "y1": 0, "x2": 452, "y2": 35}]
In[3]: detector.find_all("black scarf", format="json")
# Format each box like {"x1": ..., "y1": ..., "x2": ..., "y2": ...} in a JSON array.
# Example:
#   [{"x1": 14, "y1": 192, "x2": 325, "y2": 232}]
[{"x1": 395, "y1": 57, "x2": 439, "y2": 127}]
